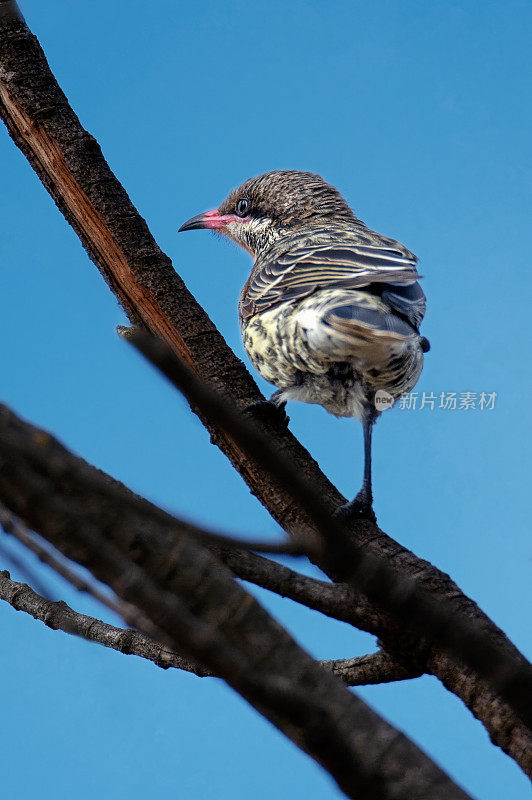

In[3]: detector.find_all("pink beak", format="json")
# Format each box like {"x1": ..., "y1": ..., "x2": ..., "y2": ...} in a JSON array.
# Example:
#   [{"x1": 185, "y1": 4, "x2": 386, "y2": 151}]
[{"x1": 178, "y1": 208, "x2": 236, "y2": 232}]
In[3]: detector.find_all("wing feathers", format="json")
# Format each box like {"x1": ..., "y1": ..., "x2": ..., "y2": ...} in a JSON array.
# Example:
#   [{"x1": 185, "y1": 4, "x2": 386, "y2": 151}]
[{"x1": 241, "y1": 227, "x2": 426, "y2": 331}]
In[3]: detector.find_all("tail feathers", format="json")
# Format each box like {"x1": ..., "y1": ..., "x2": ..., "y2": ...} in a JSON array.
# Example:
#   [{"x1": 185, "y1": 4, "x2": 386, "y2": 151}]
[{"x1": 324, "y1": 302, "x2": 417, "y2": 342}]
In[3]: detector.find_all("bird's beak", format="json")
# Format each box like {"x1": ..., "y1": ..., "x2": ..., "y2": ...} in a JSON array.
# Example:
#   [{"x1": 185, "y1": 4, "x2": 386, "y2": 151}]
[{"x1": 178, "y1": 208, "x2": 233, "y2": 232}]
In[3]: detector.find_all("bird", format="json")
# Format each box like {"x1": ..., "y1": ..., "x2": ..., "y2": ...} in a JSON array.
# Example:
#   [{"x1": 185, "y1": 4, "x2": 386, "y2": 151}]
[{"x1": 179, "y1": 170, "x2": 428, "y2": 520}]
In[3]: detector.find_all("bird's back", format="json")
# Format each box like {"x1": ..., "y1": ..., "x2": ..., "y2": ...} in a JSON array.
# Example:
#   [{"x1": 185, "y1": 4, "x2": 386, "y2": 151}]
[{"x1": 240, "y1": 222, "x2": 427, "y2": 418}]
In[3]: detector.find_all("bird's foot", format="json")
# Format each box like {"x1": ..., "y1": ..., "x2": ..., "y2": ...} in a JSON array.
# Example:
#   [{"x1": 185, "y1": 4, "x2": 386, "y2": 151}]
[
  {"x1": 334, "y1": 495, "x2": 376, "y2": 523},
  {"x1": 243, "y1": 394, "x2": 290, "y2": 428}
]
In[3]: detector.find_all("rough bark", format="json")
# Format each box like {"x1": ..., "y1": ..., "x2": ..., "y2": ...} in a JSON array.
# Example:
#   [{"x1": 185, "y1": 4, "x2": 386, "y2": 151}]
[
  {"x1": 0, "y1": 569, "x2": 213, "y2": 677},
  {"x1": 0, "y1": 404, "x2": 472, "y2": 800},
  {"x1": 1, "y1": 498, "x2": 378, "y2": 632},
  {"x1": 0, "y1": 570, "x2": 414, "y2": 686},
  {"x1": 211, "y1": 545, "x2": 381, "y2": 630},
  {"x1": 324, "y1": 651, "x2": 424, "y2": 686}
]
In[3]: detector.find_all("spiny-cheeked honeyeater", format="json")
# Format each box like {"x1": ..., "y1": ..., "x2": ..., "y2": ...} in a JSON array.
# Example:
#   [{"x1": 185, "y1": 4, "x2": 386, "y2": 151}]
[{"x1": 179, "y1": 170, "x2": 429, "y2": 519}]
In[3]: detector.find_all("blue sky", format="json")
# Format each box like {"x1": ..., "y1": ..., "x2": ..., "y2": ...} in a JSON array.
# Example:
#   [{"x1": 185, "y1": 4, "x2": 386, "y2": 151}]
[{"x1": 1, "y1": 1, "x2": 531, "y2": 798}]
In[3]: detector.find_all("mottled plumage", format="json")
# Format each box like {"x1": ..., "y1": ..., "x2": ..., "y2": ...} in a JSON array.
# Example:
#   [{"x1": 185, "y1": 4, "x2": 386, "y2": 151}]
[{"x1": 179, "y1": 170, "x2": 428, "y2": 518}]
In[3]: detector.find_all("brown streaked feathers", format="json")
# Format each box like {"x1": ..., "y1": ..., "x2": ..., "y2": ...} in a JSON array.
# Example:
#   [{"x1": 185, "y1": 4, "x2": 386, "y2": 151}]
[{"x1": 239, "y1": 224, "x2": 426, "y2": 333}]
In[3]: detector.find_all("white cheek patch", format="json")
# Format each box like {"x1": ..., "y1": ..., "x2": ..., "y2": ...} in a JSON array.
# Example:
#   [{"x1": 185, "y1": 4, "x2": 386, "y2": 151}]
[
  {"x1": 225, "y1": 217, "x2": 273, "y2": 251},
  {"x1": 225, "y1": 219, "x2": 244, "y2": 242}
]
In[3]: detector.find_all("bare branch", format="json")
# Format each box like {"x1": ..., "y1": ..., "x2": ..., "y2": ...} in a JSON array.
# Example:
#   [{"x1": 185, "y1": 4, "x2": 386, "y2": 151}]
[
  {"x1": 0, "y1": 570, "x2": 414, "y2": 689},
  {"x1": 0, "y1": 453, "x2": 301, "y2": 559},
  {"x1": 0, "y1": 433, "x2": 372, "y2": 633},
  {"x1": 0, "y1": 569, "x2": 213, "y2": 676},
  {"x1": 322, "y1": 651, "x2": 423, "y2": 687},
  {"x1": 2, "y1": 503, "x2": 378, "y2": 660},
  {"x1": 2, "y1": 470, "x2": 396, "y2": 682},
  {"x1": 211, "y1": 544, "x2": 381, "y2": 630},
  {"x1": 0, "y1": 404, "x2": 474, "y2": 800}
]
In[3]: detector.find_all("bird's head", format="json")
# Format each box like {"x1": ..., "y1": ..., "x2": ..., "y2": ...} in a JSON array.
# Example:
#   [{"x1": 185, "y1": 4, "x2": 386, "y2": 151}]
[{"x1": 178, "y1": 170, "x2": 355, "y2": 257}]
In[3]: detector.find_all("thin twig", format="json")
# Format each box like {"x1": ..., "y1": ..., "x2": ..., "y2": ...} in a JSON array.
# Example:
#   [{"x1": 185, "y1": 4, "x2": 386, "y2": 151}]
[
  {"x1": 210, "y1": 544, "x2": 382, "y2": 631},
  {"x1": 0, "y1": 569, "x2": 213, "y2": 677},
  {"x1": 322, "y1": 650, "x2": 424, "y2": 686},
  {"x1": 0, "y1": 569, "x2": 424, "y2": 686}
]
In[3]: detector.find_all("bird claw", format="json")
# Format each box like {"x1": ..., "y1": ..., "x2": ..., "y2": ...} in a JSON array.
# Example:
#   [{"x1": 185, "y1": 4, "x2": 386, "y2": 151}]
[
  {"x1": 334, "y1": 498, "x2": 376, "y2": 524},
  {"x1": 243, "y1": 398, "x2": 290, "y2": 428}
]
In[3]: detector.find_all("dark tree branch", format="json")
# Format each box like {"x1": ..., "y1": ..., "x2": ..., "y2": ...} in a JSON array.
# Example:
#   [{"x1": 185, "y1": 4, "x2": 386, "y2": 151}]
[
  {"x1": 0, "y1": 0, "x2": 527, "y2": 783},
  {"x1": 0, "y1": 403, "x2": 473, "y2": 800},
  {"x1": 1, "y1": 499, "x2": 378, "y2": 639},
  {"x1": 0, "y1": 503, "x2": 161, "y2": 636},
  {"x1": 0, "y1": 569, "x2": 213, "y2": 677},
  {"x1": 0, "y1": 570, "x2": 415, "y2": 687},
  {"x1": 323, "y1": 651, "x2": 424, "y2": 687},
  {"x1": 2, "y1": 474, "x2": 405, "y2": 689},
  {"x1": 210, "y1": 544, "x2": 381, "y2": 631},
  {"x1": 0, "y1": 422, "x2": 376, "y2": 633},
  {"x1": 0, "y1": 441, "x2": 303, "y2": 560}
]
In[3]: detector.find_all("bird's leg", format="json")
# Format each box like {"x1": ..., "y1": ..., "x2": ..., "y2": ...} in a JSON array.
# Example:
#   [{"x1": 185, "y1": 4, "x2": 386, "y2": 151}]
[
  {"x1": 335, "y1": 408, "x2": 377, "y2": 522},
  {"x1": 357, "y1": 410, "x2": 375, "y2": 507},
  {"x1": 243, "y1": 390, "x2": 290, "y2": 427}
]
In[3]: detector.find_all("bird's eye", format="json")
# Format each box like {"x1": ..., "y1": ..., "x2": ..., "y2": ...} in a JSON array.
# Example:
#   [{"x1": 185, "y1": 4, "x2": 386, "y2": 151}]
[{"x1": 236, "y1": 198, "x2": 250, "y2": 217}]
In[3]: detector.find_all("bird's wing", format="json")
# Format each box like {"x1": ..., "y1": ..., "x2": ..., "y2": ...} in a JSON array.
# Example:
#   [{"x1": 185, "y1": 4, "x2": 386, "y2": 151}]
[{"x1": 240, "y1": 228, "x2": 426, "y2": 330}]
